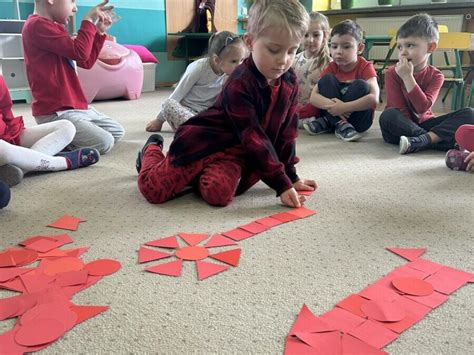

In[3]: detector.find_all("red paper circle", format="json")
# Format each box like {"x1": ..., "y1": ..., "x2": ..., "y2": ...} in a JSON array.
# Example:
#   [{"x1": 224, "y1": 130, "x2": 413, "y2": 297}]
[
  {"x1": 392, "y1": 277, "x2": 434, "y2": 296},
  {"x1": 360, "y1": 299, "x2": 405, "y2": 322},
  {"x1": 175, "y1": 246, "x2": 210, "y2": 261},
  {"x1": 15, "y1": 318, "x2": 65, "y2": 346},
  {"x1": 85, "y1": 259, "x2": 121, "y2": 276}
]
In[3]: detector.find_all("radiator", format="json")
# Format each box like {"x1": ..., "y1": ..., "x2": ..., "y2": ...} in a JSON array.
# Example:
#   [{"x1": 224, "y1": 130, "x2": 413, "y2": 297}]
[{"x1": 356, "y1": 15, "x2": 464, "y2": 69}]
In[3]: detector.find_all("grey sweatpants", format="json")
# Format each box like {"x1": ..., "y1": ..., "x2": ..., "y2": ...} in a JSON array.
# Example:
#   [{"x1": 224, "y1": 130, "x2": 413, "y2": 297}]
[{"x1": 35, "y1": 107, "x2": 125, "y2": 154}]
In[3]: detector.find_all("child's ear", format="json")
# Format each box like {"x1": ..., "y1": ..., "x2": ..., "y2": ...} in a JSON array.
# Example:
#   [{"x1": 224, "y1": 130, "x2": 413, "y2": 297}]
[
  {"x1": 357, "y1": 42, "x2": 365, "y2": 56},
  {"x1": 211, "y1": 54, "x2": 221, "y2": 67},
  {"x1": 243, "y1": 33, "x2": 253, "y2": 51},
  {"x1": 427, "y1": 41, "x2": 437, "y2": 53}
]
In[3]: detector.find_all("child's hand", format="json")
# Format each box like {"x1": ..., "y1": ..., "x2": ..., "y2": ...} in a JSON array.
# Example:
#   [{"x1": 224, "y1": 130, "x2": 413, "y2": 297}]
[
  {"x1": 293, "y1": 179, "x2": 318, "y2": 192},
  {"x1": 327, "y1": 98, "x2": 348, "y2": 117},
  {"x1": 280, "y1": 188, "x2": 305, "y2": 208},
  {"x1": 465, "y1": 152, "x2": 474, "y2": 172},
  {"x1": 96, "y1": 14, "x2": 113, "y2": 34},
  {"x1": 84, "y1": 0, "x2": 114, "y2": 28},
  {"x1": 395, "y1": 57, "x2": 414, "y2": 80}
]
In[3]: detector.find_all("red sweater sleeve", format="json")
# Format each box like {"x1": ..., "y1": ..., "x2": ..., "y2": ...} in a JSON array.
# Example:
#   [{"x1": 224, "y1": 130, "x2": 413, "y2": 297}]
[
  {"x1": 0, "y1": 76, "x2": 24, "y2": 144},
  {"x1": 406, "y1": 70, "x2": 444, "y2": 117}
]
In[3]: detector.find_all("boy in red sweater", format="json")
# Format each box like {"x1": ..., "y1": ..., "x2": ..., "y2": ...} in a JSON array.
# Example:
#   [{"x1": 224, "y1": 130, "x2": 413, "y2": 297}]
[
  {"x1": 22, "y1": 0, "x2": 124, "y2": 154},
  {"x1": 379, "y1": 13, "x2": 474, "y2": 154}
]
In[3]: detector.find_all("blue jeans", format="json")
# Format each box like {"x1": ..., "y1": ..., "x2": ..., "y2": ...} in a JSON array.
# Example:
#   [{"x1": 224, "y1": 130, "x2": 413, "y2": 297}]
[
  {"x1": 317, "y1": 73, "x2": 374, "y2": 133},
  {"x1": 379, "y1": 107, "x2": 474, "y2": 151}
]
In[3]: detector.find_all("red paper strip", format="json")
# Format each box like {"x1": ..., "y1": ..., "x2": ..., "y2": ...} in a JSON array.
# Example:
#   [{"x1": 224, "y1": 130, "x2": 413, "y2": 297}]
[
  {"x1": 287, "y1": 207, "x2": 316, "y2": 218},
  {"x1": 222, "y1": 228, "x2": 254, "y2": 241},
  {"x1": 254, "y1": 216, "x2": 283, "y2": 227},
  {"x1": 239, "y1": 222, "x2": 269, "y2": 234}
]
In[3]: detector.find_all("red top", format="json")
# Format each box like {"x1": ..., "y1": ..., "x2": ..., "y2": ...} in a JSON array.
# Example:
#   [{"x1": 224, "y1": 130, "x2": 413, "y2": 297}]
[
  {"x1": 22, "y1": 15, "x2": 106, "y2": 116},
  {"x1": 322, "y1": 56, "x2": 377, "y2": 82},
  {"x1": 384, "y1": 65, "x2": 444, "y2": 124},
  {"x1": 0, "y1": 75, "x2": 24, "y2": 145}
]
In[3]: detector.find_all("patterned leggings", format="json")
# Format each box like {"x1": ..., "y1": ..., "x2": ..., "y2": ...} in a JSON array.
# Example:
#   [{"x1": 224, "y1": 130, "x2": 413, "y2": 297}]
[
  {"x1": 137, "y1": 145, "x2": 245, "y2": 207},
  {"x1": 162, "y1": 99, "x2": 198, "y2": 131}
]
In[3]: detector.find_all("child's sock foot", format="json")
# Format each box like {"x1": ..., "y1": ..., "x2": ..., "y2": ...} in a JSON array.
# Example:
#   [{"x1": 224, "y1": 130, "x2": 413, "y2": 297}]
[
  {"x1": 0, "y1": 164, "x2": 23, "y2": 187},
  {"x1": 58, "y1": 148, "x2": 100, "y2": 169},
  {"x1": 136, "y1": 134, "x2": 164, "y2": 173},
  {"x1": 445, "y1": 149, "x2": 469, "y2": 171},
  {"x1": 399, "y1": 134, "x2": 431, "y2": 154}
]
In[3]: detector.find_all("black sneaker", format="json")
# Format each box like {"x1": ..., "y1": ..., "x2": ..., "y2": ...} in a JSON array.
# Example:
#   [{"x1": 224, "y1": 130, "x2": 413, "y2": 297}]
[
  {"x1": 303, "y1": 116, "x2": 331, "y2": 135},
  {"x1": 136, "y1": 134, "x2": 164, "y2": 173},
  {"x1": 334, "y1": 122, "x2": 361, "y2": 142},
  {"x1": 399, "y1": 135, "x2": 430, "y2": 155}
]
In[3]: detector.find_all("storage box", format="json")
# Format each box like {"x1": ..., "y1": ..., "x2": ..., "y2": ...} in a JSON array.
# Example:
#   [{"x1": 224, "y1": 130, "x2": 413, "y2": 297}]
[{"x1": 142, "y1": 62, "x2": 157, "y2": 92}]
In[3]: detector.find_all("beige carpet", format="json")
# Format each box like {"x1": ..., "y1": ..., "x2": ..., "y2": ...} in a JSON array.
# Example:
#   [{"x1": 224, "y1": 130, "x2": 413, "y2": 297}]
[{"x1": 1, "y1": 89, "x2": 473, "y2": 354}]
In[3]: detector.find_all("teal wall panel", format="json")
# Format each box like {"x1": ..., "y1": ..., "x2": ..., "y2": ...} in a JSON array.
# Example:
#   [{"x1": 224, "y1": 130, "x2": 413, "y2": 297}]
[{"x1": 0, "y1": 2, "x2": 33, "y2": 20}]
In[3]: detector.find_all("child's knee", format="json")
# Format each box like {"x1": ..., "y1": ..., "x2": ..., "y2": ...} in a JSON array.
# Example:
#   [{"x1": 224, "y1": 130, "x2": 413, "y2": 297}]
[
  {"x1": 96, "y1": 134, "x2": 115, "y2": 154},
  {"x1": 57, "y1": 120, "x2": 76, "y2": 142},
  {"x1": 379, "y1": 108, "x2": 399, "y2": 128},
  {"x1": 199, "y1": 176, "x2": 235, "y2": 207},
  {"x1": 319, "y1": 73, "x2": 337, "y2": 87},
  {"x1": 138, "y1": 177, "x2": 169, "y2": 204},
  {"x1": 351, "y1": 79, "x2": 369, "y2": 93}
]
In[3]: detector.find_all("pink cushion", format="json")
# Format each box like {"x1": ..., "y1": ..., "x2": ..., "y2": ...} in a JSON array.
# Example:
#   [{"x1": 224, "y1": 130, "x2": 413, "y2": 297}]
[{"x1": 122, "y1": 45, "x2": 158, "y2": 63}]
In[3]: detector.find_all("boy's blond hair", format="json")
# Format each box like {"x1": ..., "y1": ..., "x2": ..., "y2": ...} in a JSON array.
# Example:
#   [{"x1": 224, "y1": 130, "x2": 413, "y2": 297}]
[{"x1": 246, "y1": 0, "x2": 309, "y2": 41}]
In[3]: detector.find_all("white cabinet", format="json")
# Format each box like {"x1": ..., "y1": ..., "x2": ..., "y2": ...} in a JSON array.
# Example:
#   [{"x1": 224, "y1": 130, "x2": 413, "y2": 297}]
[{"x1": 0, "y1": 19, "x2": 32, "y2": 103}]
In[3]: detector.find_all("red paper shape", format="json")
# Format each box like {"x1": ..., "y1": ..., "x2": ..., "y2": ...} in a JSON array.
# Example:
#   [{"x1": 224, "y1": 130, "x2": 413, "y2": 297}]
[
  {"x1": 296, "y1": 189, "x2": 313, "y2": 196},
  {"x1": 203, "y1": 234, "x2": 237, "y2": 248},
  {"x1": 56, "y1": 270, "x2": 89, "y2": 287},
  {"x1": 293, "y1": 331, "x2": 342, "y2": 353},
  {"x1": 0, "y1": 248, "x2": 38, "y2": 267},
  {"x1": 145, "y1": 259, "x2": 183, "y2": 276},
  {"x1": 20, "y1": 273, "x2": 55, "y2": 293},
  {"x1": 391, "y1": 277, "x2": 434, "y2": 296},
  {"x1": 19, "y1": 236, "x2": 55, "y2": 246},
  {"x1": 175, "y1": 246, "x2": 209, "y2": 261},
  {"x1": 0, "y1": 296, "x2": 21, "y2": 320},
  {"x1": 341, "y1": 334, "x2": 388, "y2": 354},
  {"x1": 424, "y1": 266, "x2": 473, "y2": 295},
  {"x1": 288, "y1": 304, "x2": 336, "y2": 336},
  {"x1": 380, "y1": 314, "x2": 419, "y2": 334},
  {"x1": 24, "y1": 239, "x2": 62, "y2": 253},
  {"x1": 239, "y1": 222, "x2": 269, "y2": 234},
  {"x1": 320, "y1": 307, "x2": 366, "y2": 334},
  {"x1": 138, "y1": 246, "x2": 173, "y2": 263},
  {"x1": 349, "y1": 320, "x2": 399, "y2": 349},
  {"x1": 37, "y1": 249, "x2": 68, "y2": 259},
  {"x1": 360, "y1": 300, "x2": 405, "y2": 322},
  {"x1": 336, "y1": 294, "x2": 368, "y2": 318},
  {"x1": 0, "y1": 267, "x2": 31, "y2": 282},
  {"x1": 178, "y1": 233, "x2": 208, "y2": 246},
  {"x1": 15, "y1": 318, "x2": 66, "y2": 346},
  {"x1": 209, "y1": 249, "x2": 241, "y2": 267},
  {"x1": 222, "y1": 228, "x2": 254, "y2": 241},
  {"x1": 254, "y1": 216, "x2": 283, "y2": 227},
  {"x1": 284, "y1": 335, "x2": 318, "y2": 355},
  {"x1": 196, "y1": 260, "x2": 229, "y2": 280},
  {"x1": 63, "y1": 247, "x2": 90, "y2": 258},
  {"x1": 145, "y1": 236, "x2": 179, "y2": 249},
  {"x1": 84, "y1": 259, "x2": 121, "y2": 276},
  {"x1": 43, "y1": 257, "x2": 85, "y2": 276},
  {"x1": 407, "y1": 258, "x2": 443, "y2": 274},
  {"x1": 287, "y1": 207, "x2": 316, "y2": 218},
  {"x1": 70, "y1": 305, "x2": 109, "y2": 325},
  {"x1": 386, "y1": 247, "x2": 427, "y2": 261},
  {"x1": 359, "y1": 282, "x2": 402, "y2": 303},
  {"x1": 47, "y1": 215, "x2": 84, "y2": 231},
  {"x1": 271, "y1": 211, "x2": 300, "y2": 223},
  {"x1": 404, "y1": 290, "x2": 448, "y2": 309}
]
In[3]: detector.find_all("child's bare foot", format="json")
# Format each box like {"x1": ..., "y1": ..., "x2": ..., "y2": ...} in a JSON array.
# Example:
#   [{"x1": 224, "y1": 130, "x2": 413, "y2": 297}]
[{"x1": 146, "y1": 118, "x2": 164, "y2": 132}]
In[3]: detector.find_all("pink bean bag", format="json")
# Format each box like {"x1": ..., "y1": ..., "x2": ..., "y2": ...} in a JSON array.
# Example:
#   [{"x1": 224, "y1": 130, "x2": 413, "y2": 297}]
[{"x1": 78, "y1": 40, "x2": 144, "y2": 103}]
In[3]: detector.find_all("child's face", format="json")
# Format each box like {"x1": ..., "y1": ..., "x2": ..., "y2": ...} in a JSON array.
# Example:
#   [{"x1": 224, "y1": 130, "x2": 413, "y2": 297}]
[
  {"x1": 244, "y1": 27, "x2": 300, "y2": 84},
  {"x1": 329, "y1": 34, "x2": 363, "y2": 70},
  {"x1": 303, "y1": 22, "x2": 325, "y2": 57},
  {"x1": 216, "y1": 44, "x2": 248, "y2": 76},
  {"x1": 396, "y1": 36, "x2": 436, "y2": 72},
  {"x1": 49, "y1": 0, "x2": 77, "y2": 25}
]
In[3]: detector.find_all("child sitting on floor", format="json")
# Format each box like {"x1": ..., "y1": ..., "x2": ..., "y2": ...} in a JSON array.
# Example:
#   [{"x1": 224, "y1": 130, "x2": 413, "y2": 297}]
[
  {"x1": 146, "y1": 31, "x2": 248, "y2": 132},
  {"x1": 305, "y1": 20, "x2": 379, "y2": 142},
  {"x1": 137, "y1": 0, "x2": 316, "y2": 207},
  {"x1": 379, "y1": 13, "x2": 474, "y2": 154},
  {"x1": 292, "y1": 11, "x2": 331, "y2": 128},
  {"x1": 22, "y1": 0, "x2": 124, "y2": 154},
  {"x1": 0, "y1": 75, "x2": 99, "y2": 187},
  {"x1": 446, "y1": 124, "x2": 474, "y2": 172}
]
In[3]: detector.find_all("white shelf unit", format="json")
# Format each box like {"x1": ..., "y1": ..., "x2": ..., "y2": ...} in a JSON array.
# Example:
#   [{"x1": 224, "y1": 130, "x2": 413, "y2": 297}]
[{"x1": 0, "y1": 19, "x2": 32, "y2": 103}]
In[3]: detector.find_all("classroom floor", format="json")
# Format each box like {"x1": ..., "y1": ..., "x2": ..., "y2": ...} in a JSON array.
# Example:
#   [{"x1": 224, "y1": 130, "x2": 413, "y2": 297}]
[{"x1": 1, "y1": 88, "x2": 472, "y2": 354}]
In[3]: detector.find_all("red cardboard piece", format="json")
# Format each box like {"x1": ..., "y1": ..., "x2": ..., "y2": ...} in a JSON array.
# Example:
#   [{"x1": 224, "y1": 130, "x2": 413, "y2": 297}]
[
  {"x1": 254, "y1": 216, "x2": 283, "y2": 227},
  {"x1": 138, "y1": 246, "x2": 173, "y2": 263},
  {"x1": 15, "y1": 318, "x2": 65, "y2": 346},
  {"x1": 84, "y1": 259, "x2": 121, "y2": 276},
  {"x1": 386, "y1": 247, "x2": 427, "y2": 261},
  {"x1": 43, "y1": 257, "x2": 85, "y2": 276},
  {"x1": 404, "y1": 290, "x2": 449, "y2": 309},
  {"x1": 293, "y1": 331, "x2": 342, "y2": 354},
  {"x1": 271, "y1": 211, "x2": 300, "y2": 223},
  {"x1": 287, "y1": 207, "x2": 316, "y2": 218},
  {"x1": 284, "y1": 335, "x2": 319, "y2": 355},
  {"x1": 178, "y1": 233, "x2": 208, "y2": 246},
  {"x1": 360, "y1": 300, "x2": 405, "y2": 322},
  {"x1": 145, "y1": 259, "x2": 183, "y2": 276},
  {"x1": 296, "y1": 189, "x2": 313, "y2": 196},
  {"x1": 341, "y1": 334, "x2": 388, "y2": 354},
  {"x1": 0, "y1": 267, "x2": 32, "y2": 282},
  {"x1": 70, "y1": 305, "x2": 109, "y2": 325},
  {"x1": 321, "y1": 307, "x2": 366, "y2": 333},
  {"x1": 203, "y1": 234, "x2": 238, "y2": 248},
  {"x1": 239, "y1": 222, "x2": 269, "y2": 234},
  {"x1": 222, "y1": 228, "x2": 254, "y2": 241},
  {"x1": 289, "y1": 304, "x2": 336, "y2": 336},
  {"x1": 175, "y1": 246, "x2": 209, "y2": 261},
  {"x1": 56, "y1": 270, "x2": 89, "y2": 287},
  {"x1": 196, "y1": 260, "x2": 229, "y2": 281},
  {"x1": 424, "y1": 266, "x2": 473, "y2": 295},
  {"x1": 349, "y1": 320, "x2": 399, "y2": 349},
  {"x1": 407, "y1": 258, "x2": 443, "y2": 274},
  {"x1": 145, "y1": 236, "x2": 179, "y2": 249},
  {"x1": 209, "y1": 249, "x2": 241, "y2": 267},
  {"x1": 24, "y1": 239, "x2": 62, "y2": 253},
  {"x1": 336, "y1": 294, "x2": 369, "y2": 318},
  {"x1": 47, "y1": 215, "x2": 84, "y2": 231},
  {"x1": 392, "y1": 277, "x2": 434, "y2": 296}
]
